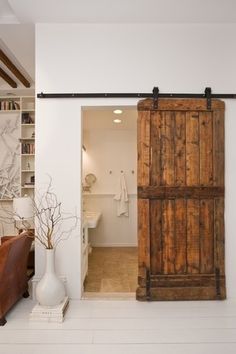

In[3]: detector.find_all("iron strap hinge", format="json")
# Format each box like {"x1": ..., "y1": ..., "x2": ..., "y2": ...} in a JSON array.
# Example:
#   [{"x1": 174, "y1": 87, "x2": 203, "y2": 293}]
[
  {"x1": 152, "y1": 86, "x2": 159, "y2": 110},
  {"x1": 205, "y1": 87, "x2": 212, "y2": 110}
]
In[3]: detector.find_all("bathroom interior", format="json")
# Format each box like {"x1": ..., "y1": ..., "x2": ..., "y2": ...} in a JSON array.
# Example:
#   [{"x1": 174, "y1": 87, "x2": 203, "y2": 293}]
[{"x1": 82, "y1": 106, "x2": 138, "y2": 296}]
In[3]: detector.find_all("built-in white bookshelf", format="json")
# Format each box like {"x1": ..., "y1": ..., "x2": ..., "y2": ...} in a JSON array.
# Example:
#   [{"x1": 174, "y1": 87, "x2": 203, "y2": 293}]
[
  {"x1": 20, "y1": 97, "x2": 35, "y2": 198},
  {"x1": 0, "y1": 95, "x2": 35, "y2": 201}
]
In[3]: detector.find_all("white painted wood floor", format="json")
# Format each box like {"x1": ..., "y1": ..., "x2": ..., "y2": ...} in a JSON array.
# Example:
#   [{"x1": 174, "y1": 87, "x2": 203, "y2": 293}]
[{"x1": 1, "y1": 297, "x2": 236, "y2": 354}]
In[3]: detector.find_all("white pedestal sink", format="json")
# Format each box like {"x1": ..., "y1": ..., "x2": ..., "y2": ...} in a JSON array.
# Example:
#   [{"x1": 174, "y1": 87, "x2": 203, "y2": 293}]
[
  {"x1": 84, "y1": 211, "x2": 102, "y2": 228},
  {"x1": 82, "y1": 211, "x2": 102, "y2": 284}
]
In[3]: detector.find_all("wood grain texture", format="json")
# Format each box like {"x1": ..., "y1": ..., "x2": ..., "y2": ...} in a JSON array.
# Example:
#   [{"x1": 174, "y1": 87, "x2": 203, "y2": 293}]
[
  {"x1": 213, "y1": 110, "x2": 225, "y2": 186},
  {"x1": 175, "y1": 112, "x2": 186, "y2": 186},
  {"x1": 150, "y1": 200, "x2": 162, "y2": 275},
  {"x1": 186, "y1": 112, "x2": 199, "y2": 186},
  {"x1": 138, "y1": 186, "x2": 224, "y2": 199},
  {"x1": 175, "y1": 199, "x2": 187, "y2": 274},
  {"x1": 214, "y1": 198, "x2": 225, "y2": 276},
  {"x1": 200, "y1": 112, "x2": 213, "y2": 186},
  {"x1": 161, "y1": 112, "x2": 175, "y2": 186},
  {"x1": 187, "y1": 199, "x2": 200, "y2": 274},
  {"x1": 138, "y1": 111, "x2": 150, "y2": 187},
  {"x1": 138, "y1": 199, "x2": 150, "y2": 283},
  {"x1": 150, "y1": 111, "x2": 162, "y2": 186},
  {"x1": 136, "y1": 283, "x2": 226, "y2": 301},
  {"x1": 138, "y1": 274, "x2": 223, "y2": 288},
  {"x1": 138, "y1": 98, "x2": 225, "y2": 112},
  {"x1": 200, "y1": 199, "x2": 214, "y2": 274},
  {"x1": 162, "y1": 200, "x2": 175, "y2": 274}
]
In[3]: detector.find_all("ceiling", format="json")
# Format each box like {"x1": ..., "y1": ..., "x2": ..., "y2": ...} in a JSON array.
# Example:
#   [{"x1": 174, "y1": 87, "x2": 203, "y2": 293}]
[
  {"x1": 0, "y1": 24, "x2": 35, "y2": 93},
  {"x1": 0, "y1": 0, "x2": 18, "y2": 23},
  {"x1": 0, "y1": 0, "x2": 236, "y2": 24},
  {"x1": 83, "y1": 107, "x2": 137, "y2": 131}
]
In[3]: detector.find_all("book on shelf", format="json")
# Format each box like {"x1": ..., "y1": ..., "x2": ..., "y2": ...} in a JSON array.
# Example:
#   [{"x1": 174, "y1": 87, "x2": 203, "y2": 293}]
[
  {"x1": 22, "y1": 112, "x2": 34, "y2": 124},
  {"x1": 0, "y1": 100, "x2": 20, "y2": 110},
  {"x1": 21, "y1": 143, "x2": 35, "y2": 154}
]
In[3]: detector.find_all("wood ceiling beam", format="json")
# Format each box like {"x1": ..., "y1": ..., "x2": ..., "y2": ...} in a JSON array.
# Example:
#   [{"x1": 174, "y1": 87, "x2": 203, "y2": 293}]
[
  {"x1": 0, "y1": 49, "x2": 30, "y2": 88},
  {"x1": 0, "y1": 67, "x2": 17, "y2": 88}
]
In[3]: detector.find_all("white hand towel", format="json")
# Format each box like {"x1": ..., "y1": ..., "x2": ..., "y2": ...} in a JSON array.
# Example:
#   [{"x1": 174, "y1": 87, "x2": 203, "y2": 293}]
[{"x1": 114, "y1": 173, "x2": 129, "y2": 217}]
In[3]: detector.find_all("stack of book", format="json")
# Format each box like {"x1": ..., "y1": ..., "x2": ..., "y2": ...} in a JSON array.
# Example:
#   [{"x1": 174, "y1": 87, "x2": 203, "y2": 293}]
[
  {"x1": 22, "y1": 143, "x2": 35, "y2": 154},
  {"x1": 22, "y1": 112, "x2": 34, "y2": 124},
  {"x1": 0, "y1": 100, "x2": 20, "y2": 110}
]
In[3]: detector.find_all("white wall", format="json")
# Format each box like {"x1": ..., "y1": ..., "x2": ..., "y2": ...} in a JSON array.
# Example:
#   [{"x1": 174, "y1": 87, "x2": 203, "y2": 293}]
[
  {"x1": 83, "y1": 127, "x2": 137, "y2": 247},
  {"x1": 83, "y1": 129, "x2": 137, "y2": 195},
  {"x1": 36, "y1": 23, "x2": 236, "y2": 299}
]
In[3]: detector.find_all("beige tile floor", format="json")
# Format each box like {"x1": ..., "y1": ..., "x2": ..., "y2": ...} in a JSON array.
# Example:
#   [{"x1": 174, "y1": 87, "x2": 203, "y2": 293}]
[{"x1": 84, "y1": 247, "x2": 138, "y2": 292}]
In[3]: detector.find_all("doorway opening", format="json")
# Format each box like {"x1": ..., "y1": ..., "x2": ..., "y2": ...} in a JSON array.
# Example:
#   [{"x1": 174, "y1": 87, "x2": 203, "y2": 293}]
[{"x1": 81, "y1": 106, "x2": 138, "y2": 298}]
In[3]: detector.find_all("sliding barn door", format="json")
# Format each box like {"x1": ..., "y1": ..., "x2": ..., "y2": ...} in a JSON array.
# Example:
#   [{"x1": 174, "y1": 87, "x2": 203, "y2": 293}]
[{"x1": 137, "y1": 99, "x2": 225, "y2": 301}]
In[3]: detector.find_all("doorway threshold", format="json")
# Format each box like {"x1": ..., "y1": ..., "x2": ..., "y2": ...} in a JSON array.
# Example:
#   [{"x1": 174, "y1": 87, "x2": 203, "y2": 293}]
[{"x1": 82, "y1": 292, "x2": 136, "y2": 300}]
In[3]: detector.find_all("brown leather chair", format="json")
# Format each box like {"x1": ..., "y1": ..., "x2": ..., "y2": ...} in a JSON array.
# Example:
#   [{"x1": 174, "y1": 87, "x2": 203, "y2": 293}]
[{"x1": 0, "y1": 233, "x2": 32, "y2": 325}]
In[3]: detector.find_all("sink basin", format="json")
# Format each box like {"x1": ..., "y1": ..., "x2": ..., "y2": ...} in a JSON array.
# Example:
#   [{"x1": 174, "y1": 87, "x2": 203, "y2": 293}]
[{"x1": 84, "y1": 211, "x2": 102, "y2": 228}]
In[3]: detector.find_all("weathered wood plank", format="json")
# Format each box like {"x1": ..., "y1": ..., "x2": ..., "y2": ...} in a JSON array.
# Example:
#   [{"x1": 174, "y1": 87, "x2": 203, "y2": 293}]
[
  {"x1": 150, "y1": 111, "x2": 162, "y2": 186},
  {"x1": 162, "y1": 200, "x2": 175, "y2": 274},
  {"x1": 138, "y1": 274, "x2": 224, "y2": 288},
  {"x1": 150, "y1": 200, "x2": 162, "y2": 275},
  {"x1": 186, "y1": 112, "x2": 199, "y2": 186},
  {"x1": 136, "y1": 282, "x2": 226, "y2": 301},
  {"x1": 200, "y1": 112, "x2": 213, "y2": 186},
  {"x1": 138, "y1": 199, "x2": 150, "y2": 284},
  {"x1": 138, "y1": 111, "x2": 150, "y2": 187},
  {"x1": 187, "y1": 199, "x2": 200, "y2": 274},
  {"x1": 214, "y1": 198, "x2": 225, "y2": 276},
  {"x1": 174, "y1": 112, "x2": 186, "y2": 186},
  {"x1": 175, "y1": 199, "x2": 187, "y2": 274},
  {"x1": 138, "y1": 186, "x2": 224, "y2": 199},
  {"x1": 200, "y1": 199, "x2": 214, "y2": 274},
  {"x1": 213, "y1": 110, "x2": 225, "y2": 186},
  {"x1": 138, "y1": 98, "x2": 225, "y2": 112},
  {"x1": 161, "y1": 112, "x2": 175, "y2": 186}
]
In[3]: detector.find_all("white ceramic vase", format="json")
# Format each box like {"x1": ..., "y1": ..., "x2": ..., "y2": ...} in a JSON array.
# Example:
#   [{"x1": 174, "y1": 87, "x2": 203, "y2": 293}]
[{"x1": 36, "y1": 249, "x2": 66, "y2": 307}]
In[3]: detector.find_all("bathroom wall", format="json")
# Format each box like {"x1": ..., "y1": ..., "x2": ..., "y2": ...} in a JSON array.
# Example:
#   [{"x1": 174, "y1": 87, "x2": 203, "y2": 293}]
[{"x1": 83, "y1": 110, "x2": 137, "y2": 246}]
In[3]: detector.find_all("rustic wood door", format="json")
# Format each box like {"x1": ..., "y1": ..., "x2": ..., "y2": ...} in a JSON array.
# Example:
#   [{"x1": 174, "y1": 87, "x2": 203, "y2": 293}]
[{"x1": 136, "y1": 99, "x2": 225, "y2": 301}]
